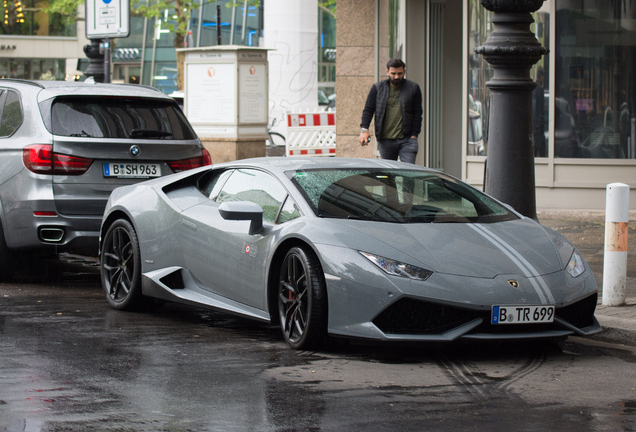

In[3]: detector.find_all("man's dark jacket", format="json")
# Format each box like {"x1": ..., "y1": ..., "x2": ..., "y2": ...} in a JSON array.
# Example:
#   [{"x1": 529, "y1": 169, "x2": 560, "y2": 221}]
[{"x1": 360, "y1": 78, "x2": 423, "y2": 139}]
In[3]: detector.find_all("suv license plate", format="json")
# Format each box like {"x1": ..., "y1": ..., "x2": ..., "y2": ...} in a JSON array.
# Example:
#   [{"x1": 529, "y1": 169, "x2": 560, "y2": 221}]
[
  {"x1": 104, "y1": 163, "x2": 161, "y2": 178},
  {"x1": 491, "y1": 305, "x2": 555, "y2": 325}
]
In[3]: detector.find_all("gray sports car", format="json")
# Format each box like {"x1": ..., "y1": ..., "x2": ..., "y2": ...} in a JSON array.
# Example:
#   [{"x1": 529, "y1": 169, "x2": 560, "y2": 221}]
[{"x1": 99, "y1": 157, "x2": 601, "y2": 349}]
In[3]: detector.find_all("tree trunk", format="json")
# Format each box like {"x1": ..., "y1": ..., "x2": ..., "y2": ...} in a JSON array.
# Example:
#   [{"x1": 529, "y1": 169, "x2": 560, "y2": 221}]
[{"x1": 174, "y1": 0, "x2": 187, "y2": 90}]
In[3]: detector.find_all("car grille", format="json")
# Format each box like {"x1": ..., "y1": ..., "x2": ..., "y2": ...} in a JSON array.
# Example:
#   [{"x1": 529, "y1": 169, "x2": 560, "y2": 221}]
[
  {"x1": 373, "y1": 293, "x2": 598, "y2": 336},
  {"x1": 372, "y1": 298, "x2": 482, "y2": 335},
  {"x1": 555, "y1": 292, "x2": 597, "y2": 328}
]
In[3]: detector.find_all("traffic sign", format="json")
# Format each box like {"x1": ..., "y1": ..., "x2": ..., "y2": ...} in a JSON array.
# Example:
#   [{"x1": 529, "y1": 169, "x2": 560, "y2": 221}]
[{"x1": 86, "y1": 0, "x2": 130, "y2": 39}]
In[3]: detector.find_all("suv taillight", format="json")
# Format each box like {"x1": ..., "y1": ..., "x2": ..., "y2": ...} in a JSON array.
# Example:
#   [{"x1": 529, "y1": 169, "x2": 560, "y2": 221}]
[
  {"x1": 23, "y1": 144, "x2": 93, "y2": 175},
  {"x1": 167, "y1": 149, "x2": 212, "y2": 173},
  {"x1": 202, "y1": 148, "x2": 212, "y2": 166}
]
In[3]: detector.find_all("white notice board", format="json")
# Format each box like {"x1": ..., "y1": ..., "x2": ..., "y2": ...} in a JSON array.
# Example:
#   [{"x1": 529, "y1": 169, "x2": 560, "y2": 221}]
[
  {"x1": 186, "y1": 63, "x2": 236, "y2": 125},
  {"x1": 86, "y1": 0, "x2": 130, "y2": 38},
  {"x1": 239, "y1": 63, "x2": 267, "y2": 123}
]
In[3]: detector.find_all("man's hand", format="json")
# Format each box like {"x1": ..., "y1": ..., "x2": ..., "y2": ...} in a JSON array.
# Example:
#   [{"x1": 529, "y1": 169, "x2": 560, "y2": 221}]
[{"x1": 358, "y1": 130, "x2": 371, "y2": 146}]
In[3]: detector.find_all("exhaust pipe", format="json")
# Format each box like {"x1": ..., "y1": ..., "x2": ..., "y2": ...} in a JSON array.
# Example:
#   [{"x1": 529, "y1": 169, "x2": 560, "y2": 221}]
[{"x1": 39, "y1": 228, "x2": 64, "y2": 243}]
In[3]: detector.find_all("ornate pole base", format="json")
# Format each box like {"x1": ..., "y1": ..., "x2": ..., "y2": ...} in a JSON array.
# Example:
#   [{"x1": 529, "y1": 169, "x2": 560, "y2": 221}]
[{"x1": 83, "y1": 39, "x2": 105, "y2": 83}]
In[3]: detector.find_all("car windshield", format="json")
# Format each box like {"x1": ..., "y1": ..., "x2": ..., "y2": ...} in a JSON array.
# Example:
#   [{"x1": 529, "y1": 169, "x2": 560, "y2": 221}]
[
  {"x1": 45, "y1": 96, "x2": 197, "y2": 140},
  {"x1": 288, "y1": 169, "x2": 518, "y2": 223}
]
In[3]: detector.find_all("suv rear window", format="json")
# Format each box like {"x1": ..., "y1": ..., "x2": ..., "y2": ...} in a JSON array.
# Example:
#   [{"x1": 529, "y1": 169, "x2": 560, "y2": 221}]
[{"x1": 42, "y1": 96, "x2": 197, "y2": 140}]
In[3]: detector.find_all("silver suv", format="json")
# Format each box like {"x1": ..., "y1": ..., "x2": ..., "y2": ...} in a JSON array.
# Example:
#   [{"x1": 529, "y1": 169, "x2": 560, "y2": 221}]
[{"x1": 0, "y1": 79, "x2": 210, "y2": 280}]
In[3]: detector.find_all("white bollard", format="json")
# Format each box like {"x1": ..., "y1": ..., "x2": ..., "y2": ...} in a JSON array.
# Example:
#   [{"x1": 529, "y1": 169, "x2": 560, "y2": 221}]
[{"x1": 602, "y1": 183, "x2": 630, "y2": 306}]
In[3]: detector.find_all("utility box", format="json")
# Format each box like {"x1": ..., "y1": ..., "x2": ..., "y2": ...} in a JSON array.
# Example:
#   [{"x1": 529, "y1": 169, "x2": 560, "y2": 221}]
[{"x1": 178, "y1": 46, "x2": 270, "y2": 162}]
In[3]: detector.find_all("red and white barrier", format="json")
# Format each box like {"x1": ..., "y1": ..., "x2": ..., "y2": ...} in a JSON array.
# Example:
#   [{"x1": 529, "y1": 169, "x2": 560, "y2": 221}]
[
  {"x1": 285, "y1": 109, "x2": 336, "y2": 157},
  {"x1": 287, "y1": 113, "x2": 336, "y2": 128}
]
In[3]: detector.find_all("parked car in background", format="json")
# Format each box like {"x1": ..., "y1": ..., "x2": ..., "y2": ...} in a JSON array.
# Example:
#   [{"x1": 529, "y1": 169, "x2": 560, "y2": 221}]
[
  {"x1": 99, "y1": 157, "x2": 600, "y2": 350},
  {"x1": 0, "y1": 79, "x2": 210, "y2": 281}
]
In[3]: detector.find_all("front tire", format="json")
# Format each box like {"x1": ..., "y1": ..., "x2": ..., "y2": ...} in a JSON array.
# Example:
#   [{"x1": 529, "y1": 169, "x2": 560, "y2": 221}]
[
  {"x1": 100, "y1": 219, "x2": 143, "y2": 310},
  {"x1": 278, "y1": 246, "x2": 328, "y2": 350}
]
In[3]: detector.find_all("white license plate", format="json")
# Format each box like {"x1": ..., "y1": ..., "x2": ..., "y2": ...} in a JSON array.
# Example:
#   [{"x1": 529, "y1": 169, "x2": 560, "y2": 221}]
[
  {"x1": 103, "y1": 163, "x2": 161, "y2": 178},
  {"x1": 491, "y1": 305, "x2": 555, "y2": 324}
]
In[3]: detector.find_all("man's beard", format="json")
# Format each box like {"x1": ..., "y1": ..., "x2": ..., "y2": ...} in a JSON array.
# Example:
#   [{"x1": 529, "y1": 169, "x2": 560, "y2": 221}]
[{"x1": 390, "y1": 77, "x2": 404, "y2": 86}]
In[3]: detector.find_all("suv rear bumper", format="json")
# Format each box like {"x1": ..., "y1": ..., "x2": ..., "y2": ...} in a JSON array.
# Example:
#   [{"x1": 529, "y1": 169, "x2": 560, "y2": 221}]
[{"x1": 4, "y1": 204, "x2": 102, "y2": 252}]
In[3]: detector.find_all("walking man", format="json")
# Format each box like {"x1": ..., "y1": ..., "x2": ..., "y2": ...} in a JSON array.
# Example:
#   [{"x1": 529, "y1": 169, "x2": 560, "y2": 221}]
[{"x1": 358, "y1": 58, "x2": 423, "y2": 163}]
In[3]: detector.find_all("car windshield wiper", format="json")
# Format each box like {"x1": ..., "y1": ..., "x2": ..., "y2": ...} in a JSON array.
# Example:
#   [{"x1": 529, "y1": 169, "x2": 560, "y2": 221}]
[
  {"x1": 130, "y1": 129, "x2": 173, "y2": 139},
  {"x1": 69, "y1": 130, "x2": 92, "y2": 137},
  {"x1": 317, "y1": 212, "x2": 339, "y2": 219},
  {"x1": 347, "y1": 214, "x2": 396, "y2": 222}
]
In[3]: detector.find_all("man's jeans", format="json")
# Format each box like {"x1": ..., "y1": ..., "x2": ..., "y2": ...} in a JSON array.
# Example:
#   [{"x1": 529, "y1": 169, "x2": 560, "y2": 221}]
[{"x1": 377, "y1": 137, "x2": 418, "y2": 163}]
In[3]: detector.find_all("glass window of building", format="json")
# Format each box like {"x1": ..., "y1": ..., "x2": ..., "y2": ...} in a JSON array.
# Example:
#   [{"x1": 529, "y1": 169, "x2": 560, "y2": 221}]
[
  {"x1": 378, "y1": 0, "x2": 405, "y2": 79},
  {"x1": 556, "y1": 0, "x2": 636, "y2": 159},
  {"x1": 0, "y1": 59, "x2": 64, "y2": 80},
  {"x1": 0, "y1": 0, "x2": 75, "y2": 36},
  {"x1": 318, "y1": 1, "x2": 336, "y2": 105},
  {"x1": 195, "y1": 2, "x2": 263, "y2": 47},
  {"x1": 138, "y1": 2, "x2": 263, "y2": 93}
]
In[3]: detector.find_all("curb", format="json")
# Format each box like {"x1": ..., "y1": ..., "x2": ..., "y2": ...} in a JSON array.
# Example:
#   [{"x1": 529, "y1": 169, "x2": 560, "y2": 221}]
[
  {"x1": 593, "y1": 301, "x2": 636, "y2": 346},
  {"x1": 591, "y1": 323, "x2": 636, "y2": 347}
]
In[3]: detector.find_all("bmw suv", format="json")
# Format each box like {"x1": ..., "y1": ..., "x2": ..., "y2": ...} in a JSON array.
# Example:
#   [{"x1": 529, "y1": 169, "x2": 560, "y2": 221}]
[{"x1": 0, "y1": 79, "x2": 211, "y2": 280}]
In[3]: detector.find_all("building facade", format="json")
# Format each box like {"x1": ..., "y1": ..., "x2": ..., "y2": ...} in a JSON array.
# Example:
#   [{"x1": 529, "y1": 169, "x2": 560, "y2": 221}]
[
  {"x1": 0, "y1": 0, "x2": 87, "y2": 80},
  {"x1": 336, "y1": 0, "x2": 636, "y2": 210}
]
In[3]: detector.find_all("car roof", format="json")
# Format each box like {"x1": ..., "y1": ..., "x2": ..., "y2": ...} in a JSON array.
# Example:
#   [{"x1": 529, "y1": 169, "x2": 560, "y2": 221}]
[
  {"x1": 213, "y1": 157, "x2": 439, "y2": 177},
  {"x1": 0, "y1": 78, "x2": 169, "y2": 101}
]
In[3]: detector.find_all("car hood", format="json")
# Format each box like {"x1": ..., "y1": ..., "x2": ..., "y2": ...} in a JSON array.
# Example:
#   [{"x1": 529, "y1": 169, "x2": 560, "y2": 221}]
[{"x1": 324, "y1": 218, "x2": 568, "y2": 279}]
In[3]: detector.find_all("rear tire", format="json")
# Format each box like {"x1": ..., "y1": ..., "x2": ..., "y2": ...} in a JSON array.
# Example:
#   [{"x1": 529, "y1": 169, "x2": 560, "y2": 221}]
[
  {"x1": 277, "y1": 246, "x2": 328, "y2": 350},
  {"x1": 100, "y1": 219, "x2": 144, "y2": 310}
]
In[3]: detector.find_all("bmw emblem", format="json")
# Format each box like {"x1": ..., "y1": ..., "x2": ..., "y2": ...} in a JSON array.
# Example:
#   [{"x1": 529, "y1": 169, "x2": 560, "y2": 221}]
[{"x1": 130, "y1": 145, "x2": 140, "y2": 157}]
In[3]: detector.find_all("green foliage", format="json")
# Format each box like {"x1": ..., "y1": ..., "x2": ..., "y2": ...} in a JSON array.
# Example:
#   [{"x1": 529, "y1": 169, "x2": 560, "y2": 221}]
[
  {"x1": 42, "y1": 0, "x2": 334, "y2": 46},
  {"x1": 131, "y1": 0, "x2": 198, "y2": 40},
  {"x1": 42, "y1": 0, "x2": 82, "y2": 19},
  {"x1": 225, "y1": 0, "x2": 260, "y2": 8},
  {"x1": 42, "y1": 0, "x2": 213, "y2": 40},
  {"x1": 318, "y1": 0, "x2": 336, "y2": 18}
]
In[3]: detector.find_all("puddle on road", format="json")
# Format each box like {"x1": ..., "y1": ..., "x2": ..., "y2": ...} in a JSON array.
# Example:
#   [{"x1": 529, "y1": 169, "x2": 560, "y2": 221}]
[
  {"x1": 7, "y1": 253, "x2": 101, "y2": 286},
  {"x1": 619, "y1": 400, "x2": 636, "y2": 415}
]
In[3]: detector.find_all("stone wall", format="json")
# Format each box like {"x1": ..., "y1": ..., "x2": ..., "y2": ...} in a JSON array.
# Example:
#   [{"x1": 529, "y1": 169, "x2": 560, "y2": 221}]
[{"x1": 335, "y1": 0, "x2": 375, "y2": 158}]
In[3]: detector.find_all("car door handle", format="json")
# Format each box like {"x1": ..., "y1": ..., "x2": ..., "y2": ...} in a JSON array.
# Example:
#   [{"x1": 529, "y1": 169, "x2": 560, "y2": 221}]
[{"x1": 181, "y1": 219, "x2": 197, "y2": 232}]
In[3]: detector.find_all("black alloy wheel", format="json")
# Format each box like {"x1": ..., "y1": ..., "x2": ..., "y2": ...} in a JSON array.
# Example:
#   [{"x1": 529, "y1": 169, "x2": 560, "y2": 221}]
[
  {"x1": 100, "y1": 219, "x2": 143, "y2": 310},
  {"x1": 278, "y1": 246, "x2": 328, "y2": 350}
]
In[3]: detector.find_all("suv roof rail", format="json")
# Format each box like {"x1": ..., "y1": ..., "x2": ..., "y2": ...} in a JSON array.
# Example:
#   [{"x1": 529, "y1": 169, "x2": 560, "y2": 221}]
[
  {"x1": 0, "y1": 78, "x2": 45, "y2": 89},
  {"x1": 119, "y1": 83, "x2": 163, "y2": 93}
]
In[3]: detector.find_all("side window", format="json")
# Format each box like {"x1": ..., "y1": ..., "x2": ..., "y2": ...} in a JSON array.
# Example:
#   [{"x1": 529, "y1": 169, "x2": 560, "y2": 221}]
[
  {"x1": 216, "y1": 169, "x2": 287, "y2": 224},
  {"x1": 202, "y1": 169, "x2": 233, "y2": 200},
  {"x1": 277, "y1": 196, "x2": 301, "y2": 224},
  {"x1": 0, "y1": 90, "x2": 23, "y2": 137}
]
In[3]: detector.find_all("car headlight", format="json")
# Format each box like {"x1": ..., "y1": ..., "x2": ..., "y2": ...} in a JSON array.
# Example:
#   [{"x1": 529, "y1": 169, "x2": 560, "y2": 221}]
[
  {"x1": 565, "y1": 250, "x2": 585, "y2": 278},
  {"x1": 359, "y1": 251, "x2": 433, "y2": 281}
]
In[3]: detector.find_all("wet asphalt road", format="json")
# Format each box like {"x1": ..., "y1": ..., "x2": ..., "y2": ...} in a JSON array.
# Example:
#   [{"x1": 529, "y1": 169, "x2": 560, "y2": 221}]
[{"x1": 1, "y1": 255, "x2": 636, "y2": 432}]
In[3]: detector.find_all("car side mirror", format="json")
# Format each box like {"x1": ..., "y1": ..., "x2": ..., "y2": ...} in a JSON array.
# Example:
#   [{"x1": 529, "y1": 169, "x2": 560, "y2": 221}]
[{"x1": 218, "y1": 201, "x2": 263, "y2": 235}]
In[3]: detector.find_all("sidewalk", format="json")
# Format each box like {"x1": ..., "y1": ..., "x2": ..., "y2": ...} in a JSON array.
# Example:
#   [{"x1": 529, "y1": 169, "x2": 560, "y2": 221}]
[{"x1": 537, "y1": 210, "x2": 636, "y2": 346}]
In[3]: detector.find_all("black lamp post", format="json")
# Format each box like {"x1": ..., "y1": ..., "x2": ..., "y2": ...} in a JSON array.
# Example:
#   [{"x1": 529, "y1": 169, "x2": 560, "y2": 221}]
[{"x1": 474, "y1": 0, "x2": 548, "y2": 220}]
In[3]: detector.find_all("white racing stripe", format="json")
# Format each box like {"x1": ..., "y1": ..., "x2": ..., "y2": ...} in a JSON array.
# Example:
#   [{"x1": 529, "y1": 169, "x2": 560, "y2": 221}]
[{"x1": 469, "y1": 224, "x2": 555, "y2": 304}]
